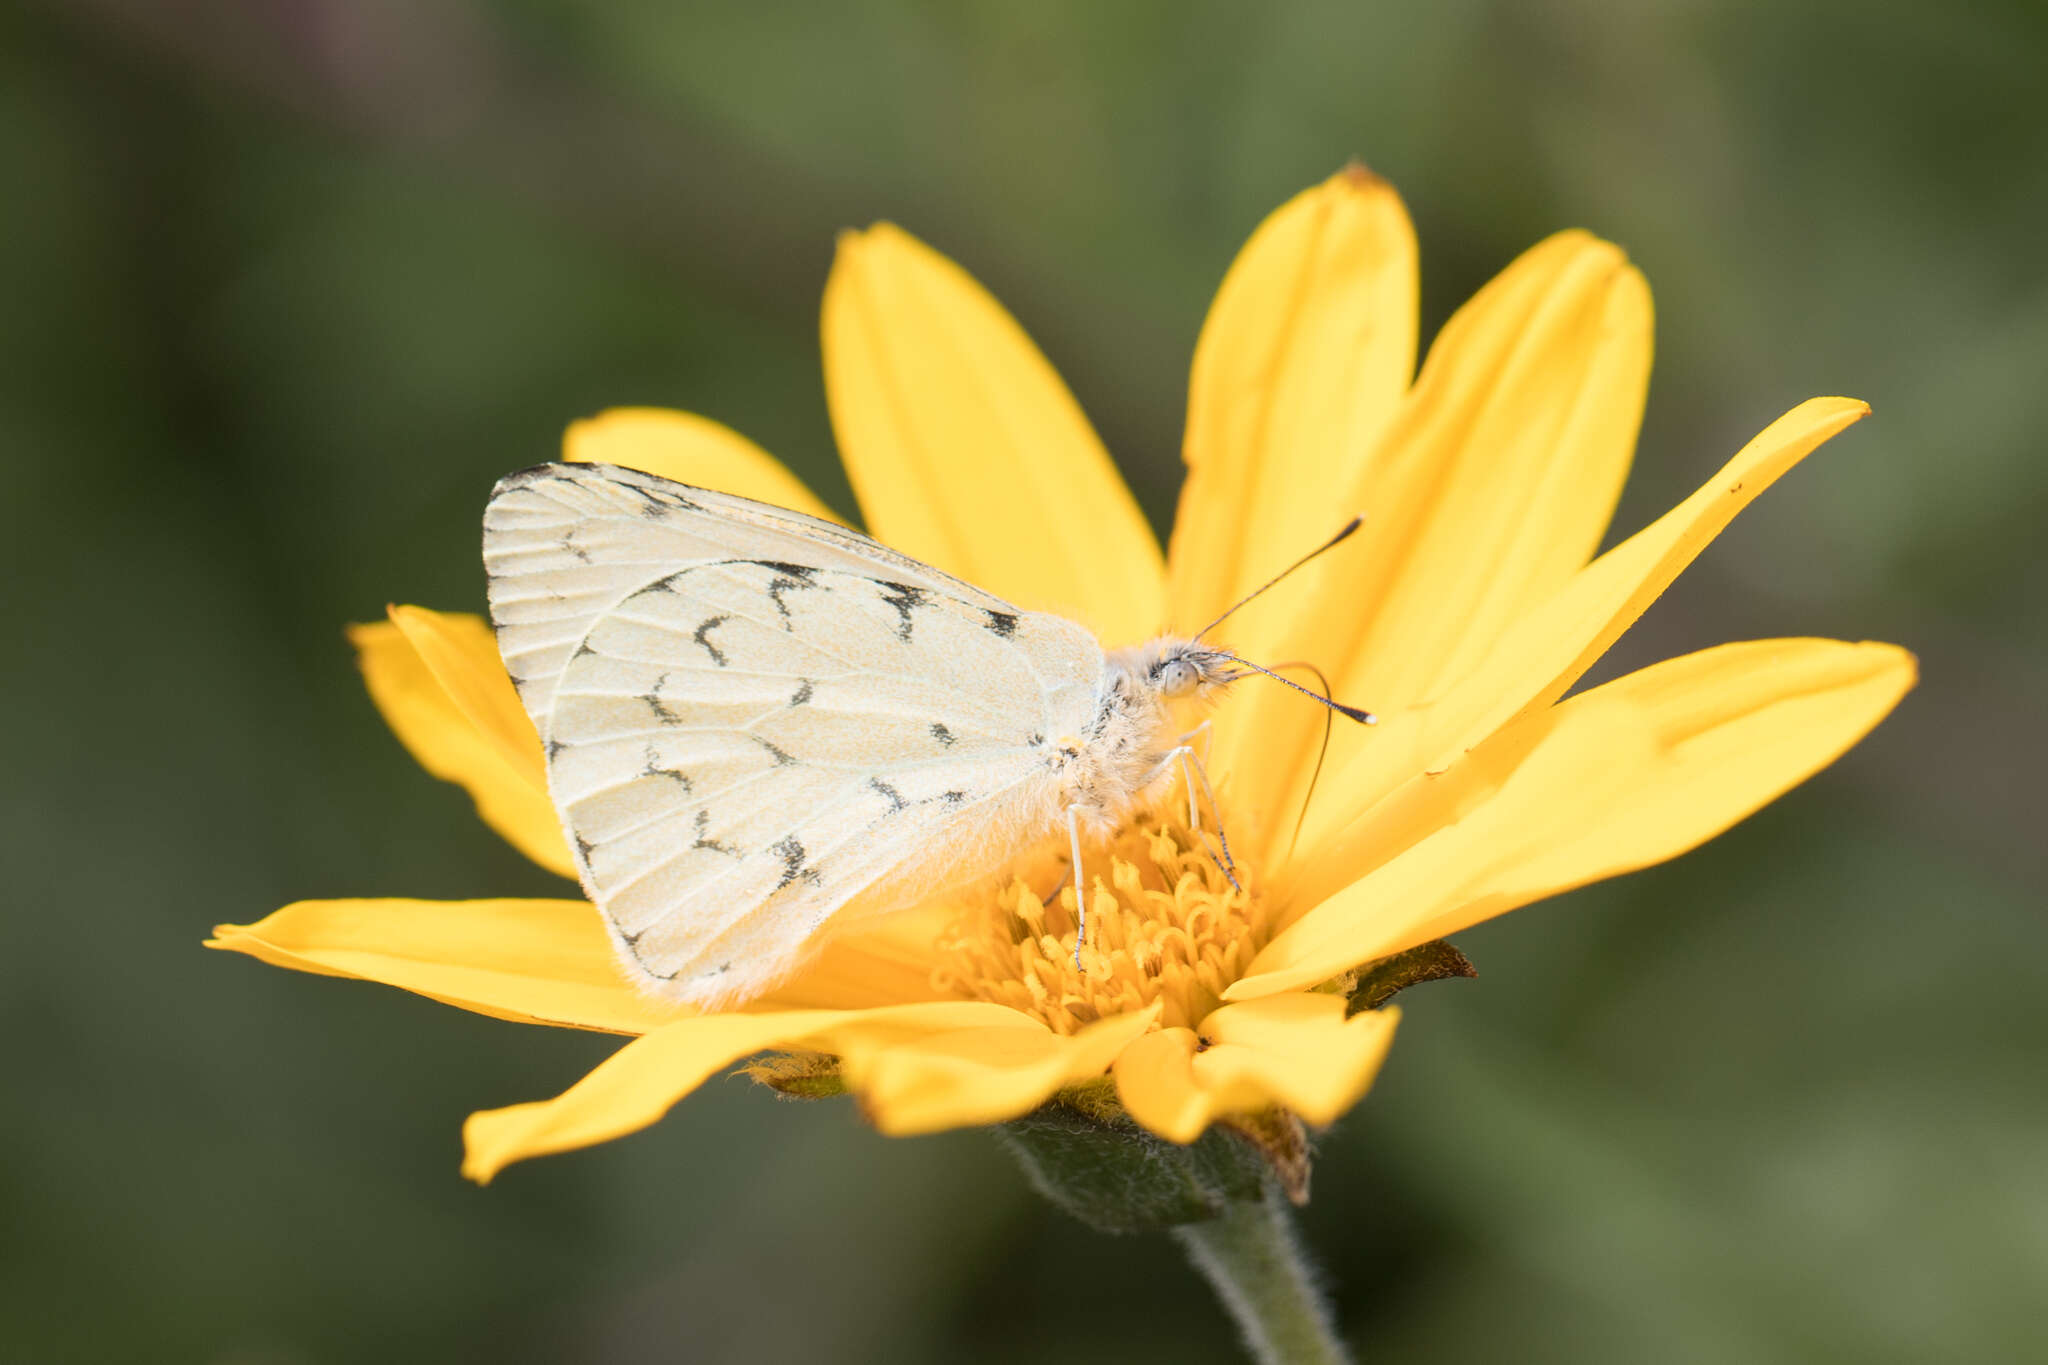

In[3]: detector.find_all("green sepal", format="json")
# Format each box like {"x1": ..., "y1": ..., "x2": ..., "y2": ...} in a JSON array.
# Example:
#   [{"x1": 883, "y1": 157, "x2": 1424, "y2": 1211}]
[{"x1": 998, "y1": 1088, "x2": 1291, "y2": 1234}]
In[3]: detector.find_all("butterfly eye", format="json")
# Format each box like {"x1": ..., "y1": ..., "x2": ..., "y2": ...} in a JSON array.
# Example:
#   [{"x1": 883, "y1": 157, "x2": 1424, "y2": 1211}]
[{"x1": 1157, "y1": 658, "x2": 1198, "y2": 697}]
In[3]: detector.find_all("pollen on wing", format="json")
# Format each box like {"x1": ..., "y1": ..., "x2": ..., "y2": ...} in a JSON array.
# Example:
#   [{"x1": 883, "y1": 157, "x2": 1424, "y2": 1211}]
[{"x1": 929, "y1": 803, "x2": 1267, "y2": 1034}]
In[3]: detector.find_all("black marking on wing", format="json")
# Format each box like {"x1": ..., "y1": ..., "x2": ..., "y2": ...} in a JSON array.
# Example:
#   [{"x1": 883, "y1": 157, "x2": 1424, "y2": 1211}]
[
  {"x1": 874, "y1": 580, "x2": 927, "y2": 641},
  {"x1": 546, "y1": 738, "x2": 566, "y2": 761},
  {"x1": 615, "y1": 479, "x2": 691, "y2": 518},
  {"x1": 869, "y1": 777, "x2": 907, "y2": 813},
  {"x1": 572, "y1": 638, "x2": 599, "y2": 660},
  {"x1": 573, "y1": 833, "x2": 596, "y2": 864},
  {"x1": 751, "y1": 560, "x2": 821, "y2": 580},
  {"x1": 641, "y1": 747, "x2": 692, "y2": 790},
  {"x1": 749, "y1": 560, "x2": 820, "y2": 630},
  {"x1": 942, "y1": 790, "x2": 967, "y2": 806},
  {"x1": 1028, "y1": 732, "x2": 1046, "y2": 747},
  {"x1": 984, "y1": 610, "x2": 1019, "y2": 638},
  {"x1": 767, "y1": 579, "x2": 805, "y2": 627},
  {"x1": 693, "y1": 615, "x2": 732, "y2": 666},
  {"x1": 930, "y1": 722, "x2": 955, "y2": 748},
  {"x1": 790, "y1": 679, "x2": 814, "y2": 707},
  {"x1": 640, "y1": 672, "x2": 682, "y2": 724},
  {"x1": 495, "y1": 464, "x2": 556, "y2": 489},
  {"x1": 754, "y1": 736, "x2": 798, "y2": 767},
  {"x1": 559, "y1": 534, "x2": 592, "y2": 564},
  {"x1": 693, "y1": 809, "x2": 740, "y2": 856},
  {"x1": 769, "y1": 835, "x2": 823, "y2": 892}
]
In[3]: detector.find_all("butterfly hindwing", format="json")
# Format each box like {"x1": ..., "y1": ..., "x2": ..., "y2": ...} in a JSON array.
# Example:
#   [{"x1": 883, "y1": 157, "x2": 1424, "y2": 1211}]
[{"x1": 482, "y1": 462, "x2": 1103, "y2": 1005}]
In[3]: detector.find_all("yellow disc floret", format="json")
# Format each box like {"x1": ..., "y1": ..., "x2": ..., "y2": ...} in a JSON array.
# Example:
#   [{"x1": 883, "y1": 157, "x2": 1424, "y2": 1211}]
[{"x1": 931, "y1": 803, "x2": 1269, "y2": 1034}]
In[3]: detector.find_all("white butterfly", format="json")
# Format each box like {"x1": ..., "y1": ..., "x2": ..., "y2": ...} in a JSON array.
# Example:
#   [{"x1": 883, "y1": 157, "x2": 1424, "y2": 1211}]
[{"x1": 484, "y1": 462, "x2": 1366, "y2": 1008}]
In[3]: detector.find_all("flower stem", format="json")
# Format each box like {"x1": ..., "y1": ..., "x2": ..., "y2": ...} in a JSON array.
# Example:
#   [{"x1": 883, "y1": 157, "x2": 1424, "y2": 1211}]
[{"x1": 1171, "y1": 1189, "x2": 1353, "y2": 1365}]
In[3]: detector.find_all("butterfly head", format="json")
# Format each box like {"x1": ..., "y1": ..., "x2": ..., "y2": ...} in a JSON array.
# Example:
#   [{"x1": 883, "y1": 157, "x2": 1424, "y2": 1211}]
[
  {"x1": 1121, "y1": 637, "x2": 1376, "y2": 727},
  {"x1": 1147, "y1": 641, "x2": 1244, "y2": 701}
]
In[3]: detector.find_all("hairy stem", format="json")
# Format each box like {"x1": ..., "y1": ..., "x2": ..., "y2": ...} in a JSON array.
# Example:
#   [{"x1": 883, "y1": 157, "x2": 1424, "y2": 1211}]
[{"x1": 1171, "y1": 1189, "x2": 1353, "y2": 1365}]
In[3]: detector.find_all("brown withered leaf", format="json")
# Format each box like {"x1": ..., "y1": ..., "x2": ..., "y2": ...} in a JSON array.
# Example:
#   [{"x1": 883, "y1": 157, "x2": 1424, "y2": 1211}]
[
  {"x1": 1345, "y1": 940, "x2": 1477, "y2": 1017},
  {"x1": 737, "y1": 1049, "x2": 846, "y2": 1099},
  {"x1": 1218, "y1": 1108, "x2": 1312, "y2": 1205}
]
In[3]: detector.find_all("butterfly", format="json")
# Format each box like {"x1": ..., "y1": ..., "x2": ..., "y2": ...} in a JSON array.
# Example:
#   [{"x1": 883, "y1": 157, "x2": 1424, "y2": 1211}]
[{"x1": 483, "y1": 461, "x2": 1368, "y2": 1008}]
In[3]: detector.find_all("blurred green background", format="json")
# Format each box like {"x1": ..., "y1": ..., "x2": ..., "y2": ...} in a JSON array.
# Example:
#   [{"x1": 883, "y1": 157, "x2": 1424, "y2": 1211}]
[{"x1": 6, "y1": 2, "x2": 2044, "y2": 1361}]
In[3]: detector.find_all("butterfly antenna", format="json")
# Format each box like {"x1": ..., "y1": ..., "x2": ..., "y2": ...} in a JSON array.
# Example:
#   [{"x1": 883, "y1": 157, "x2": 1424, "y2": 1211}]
[
  {"x1": 1270, "y1": 661, "x2": 1338, "y2": 864},
  {"x1": 1192, "y1": 514, "x2": 1365, "y2": 641},
  {"x1": 1224, "y1": 656, "x2": 1377, "y2": 725}
]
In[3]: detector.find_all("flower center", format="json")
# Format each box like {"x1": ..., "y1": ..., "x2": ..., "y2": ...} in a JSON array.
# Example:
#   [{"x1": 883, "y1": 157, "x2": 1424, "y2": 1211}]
[{"x1": 929, "y1": 803, "x2": 1270, "y2": 1034}]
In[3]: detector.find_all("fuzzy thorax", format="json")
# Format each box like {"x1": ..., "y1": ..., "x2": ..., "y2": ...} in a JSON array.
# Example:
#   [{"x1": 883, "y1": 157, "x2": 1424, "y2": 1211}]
[
  {"x1": 1053, "y1": 636, "x2": 1242, "y2": 833},
  {"x1": 929, "y1": 798, "x2": 1271, "y2": 1034}
]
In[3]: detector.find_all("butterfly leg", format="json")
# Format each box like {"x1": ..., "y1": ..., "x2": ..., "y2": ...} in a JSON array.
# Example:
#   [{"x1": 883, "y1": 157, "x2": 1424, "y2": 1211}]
[
  {"x1": 1142, "y1": 743, "x2": 1200, "y2": 829},
  {"x1": 1173, "y1": 721, "x2": 1215, "y2": 831},
  {"x1": 1182, "y1": 748, "x2": 1241, "y2": 893},
  {"x1": 1066, "y1": 803, "x2": 1088, "y2": 969}
]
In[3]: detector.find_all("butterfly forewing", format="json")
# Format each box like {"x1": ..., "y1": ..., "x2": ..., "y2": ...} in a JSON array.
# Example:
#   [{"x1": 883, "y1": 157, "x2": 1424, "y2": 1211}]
[{"x1": 482, "y1": 462, "x2": 1101, "y2": 1006}]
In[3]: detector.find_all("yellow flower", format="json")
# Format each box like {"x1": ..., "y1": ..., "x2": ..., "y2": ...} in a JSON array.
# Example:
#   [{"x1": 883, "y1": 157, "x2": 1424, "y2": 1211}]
[{"x1": 209, "y1": 168, "x2": 1914, "y2": 1184}]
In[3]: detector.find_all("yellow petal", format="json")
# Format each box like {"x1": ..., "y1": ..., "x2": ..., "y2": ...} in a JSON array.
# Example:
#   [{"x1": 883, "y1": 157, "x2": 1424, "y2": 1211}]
[
  {"x1": 1338, "y1": 232, "x2": 1653, "y2": 702},
  {"x1": 386, "y1": 605, "x2": 544, "y2": 788},
  {"x1": 1293, "y1": 396, "x2": 1871, "y2": 862},
  {"x1": 1109, "y1": 1028, "x2": 1209, "y2": 1141},
  {"x1": 822, "y1": 223, "x2": 1165, "y2": 641},
  {"x1": 207, "y1": 898, "x2": 675, "y2": 1034},
  {"x1": 1113, "y1": 998, "x2": 1400, "y2": 1143},
  {"x1": 847, "y1": 1003, "x2": 1159, "y2": 1136},
  {"x1": 757, "y1": 903, "x2": 959, "y2": 1010},
  {"x1": 1230, "y1": 638, "x2": 1916, "y2": 1000},
  {"x1": 460, "y1": 1000, "x2": 1039, "y2": 1182},
  {"x1": 563, "y1": 406, "x2": 844, "y2": 522},
  {"x1": 1212, "y1": 231, "x2": 1653, "y2": 853},
  {"x1": 1169, "y1": 167, "x2": 1418, "y2": 648},
  {"x1": 350, "y1": 611, "x2": 573, "y2": 878}
]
